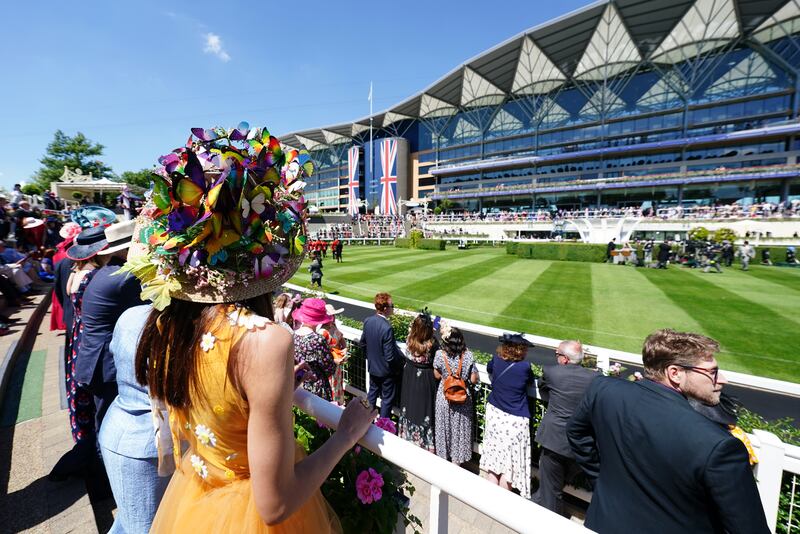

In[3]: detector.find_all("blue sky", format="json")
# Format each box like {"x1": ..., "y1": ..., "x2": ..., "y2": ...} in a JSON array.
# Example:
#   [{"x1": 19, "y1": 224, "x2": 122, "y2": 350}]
[{"x1": 0, "y1": 0, "x2": 589, "y2": 189}]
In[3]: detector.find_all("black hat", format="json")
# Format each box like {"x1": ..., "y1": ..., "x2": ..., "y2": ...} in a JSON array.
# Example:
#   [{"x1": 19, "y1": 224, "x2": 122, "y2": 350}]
[
  {"x1": 498, "y1": 332, "x2": 535, "y2": 347},
  {"x1": 66, "y1": 226, "x2": 108, "y2": 261}
]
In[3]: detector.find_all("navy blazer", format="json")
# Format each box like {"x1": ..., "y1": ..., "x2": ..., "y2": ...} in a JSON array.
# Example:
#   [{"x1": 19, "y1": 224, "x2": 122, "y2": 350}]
[
  {"x1": 54, "y1": 257, "x2": 75, "y2": 338},
  {"x1": 535, "y1": 363, "x2": 599, "y2": 457},
  {"x1": 359, "y1": 314, "x2": 404, "y2": 377},
  {"x1": 567, "y1": 377, "x2": 769, "y2": 534},
  {"x1": 75, "y1": 259, "x2": 143, "y2": 385}
]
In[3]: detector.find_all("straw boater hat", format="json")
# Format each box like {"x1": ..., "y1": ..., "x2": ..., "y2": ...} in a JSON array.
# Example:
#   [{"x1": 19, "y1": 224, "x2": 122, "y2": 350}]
[
  {"x1": 122, "y1": 123, "x2": 313, "y2": 310},
  {"x1": 98, "y1": 220, "x2": 136, "y2": 256}
]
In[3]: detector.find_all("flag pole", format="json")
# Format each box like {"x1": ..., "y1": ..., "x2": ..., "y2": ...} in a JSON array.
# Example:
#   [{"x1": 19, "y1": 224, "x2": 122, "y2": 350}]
[{"x1": 368, "y1": 81, "x2": 373, "y2": 215}]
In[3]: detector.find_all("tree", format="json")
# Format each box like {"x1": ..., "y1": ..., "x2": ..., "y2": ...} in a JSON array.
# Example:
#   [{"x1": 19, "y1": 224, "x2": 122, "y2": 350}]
[
  {"x1": 687, "y1": 226, "x2": 709, "y2": 242},
  {"x1": 33, "y1": 130, "x2": 114, "y2": 189},
  {"x1": 21, "y1": 184, "x2": 43, "y2": 195},
  {"x1": 713, "y1": 227, "x2": 737, "y2": 243},
  {"x1": 119, "y1": 169, "x2": 156, "y2": 190}
]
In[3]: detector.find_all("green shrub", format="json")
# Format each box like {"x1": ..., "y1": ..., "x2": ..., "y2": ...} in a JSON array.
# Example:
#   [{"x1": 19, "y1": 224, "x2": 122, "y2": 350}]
[
  {"x1": 748, "y1": 246, "x2": 788, "y2": 264},
  {"x1": 409, "y1": 229, "x2": 423, "y2": 248},
  {"x1": 394, "y1": 238, "x2": 411, "y2": 248},
  {"x1": 713, "y1": 227, "x2": 736, "y2": 243},
  {"x1": 688, "y1": 227, "x2": 710, "y2": 241},
  {"x1": 505, "y1": 241, "x2": 518, "y2": 255},
  {"x1": 389, "y1": 313, "x2": 414, "y2": 341},
  {"x1": 513, "y1": 242, "x2": 606, "y2": 262},
  {"x1": 418, "y1": 239, "x2": 446, "y2": 250}
]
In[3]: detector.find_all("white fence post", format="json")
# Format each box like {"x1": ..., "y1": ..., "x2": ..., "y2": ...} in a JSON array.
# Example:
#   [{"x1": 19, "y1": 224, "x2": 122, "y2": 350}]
[
  {"x1": 753, "y1": 429, "x2": 786, "y2": 533},
  {"x1": 429, "y1": 485, "x2": 449, "y2": 534}
]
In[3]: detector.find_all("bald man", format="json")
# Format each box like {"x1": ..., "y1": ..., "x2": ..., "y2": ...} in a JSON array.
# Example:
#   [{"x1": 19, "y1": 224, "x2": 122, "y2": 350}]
[{"x1": 533, "y1": 340, "x2": 600, "y2": 516}]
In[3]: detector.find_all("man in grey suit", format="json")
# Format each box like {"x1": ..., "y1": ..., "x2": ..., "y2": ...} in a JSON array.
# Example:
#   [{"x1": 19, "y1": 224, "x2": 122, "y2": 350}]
[{"x1": 533, "y1": 340, "x2": 599, "y2": 516}]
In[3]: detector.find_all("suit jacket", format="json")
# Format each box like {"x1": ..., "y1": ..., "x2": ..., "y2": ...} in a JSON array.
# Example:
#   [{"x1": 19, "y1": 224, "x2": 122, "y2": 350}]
[
  {"x1": 535, "y1": 363, "x2": 599, "y2": 457},
  {"x1": 54, "y1": 257, "x2": 75, "y2": 338},
  {"x1": 75, "y1": 259, "x2": 143, "y2": 386},
  {"x1": 359, "y1": 314, "x2": 404, "y2": 377},
  {"x1": 567, "y1": 377, "x2": 769, "y2": 534}
]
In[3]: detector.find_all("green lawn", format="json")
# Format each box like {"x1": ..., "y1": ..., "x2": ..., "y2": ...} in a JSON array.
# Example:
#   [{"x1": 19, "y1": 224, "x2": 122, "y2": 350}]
[{"x1": 289, "y1": 246, "x2": 800, "y2": 383}]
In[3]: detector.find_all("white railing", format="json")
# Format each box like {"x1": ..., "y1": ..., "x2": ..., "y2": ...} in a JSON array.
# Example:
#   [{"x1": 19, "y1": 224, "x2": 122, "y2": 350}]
[{"x1": 293, "y1": 388, "x2": 590, "y2": 534}]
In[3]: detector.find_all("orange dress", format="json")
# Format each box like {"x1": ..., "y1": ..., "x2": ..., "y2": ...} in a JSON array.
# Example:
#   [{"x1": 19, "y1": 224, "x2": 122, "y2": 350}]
[{"x1": 150, "y1": 305, "x2": 340, "y2": 533}]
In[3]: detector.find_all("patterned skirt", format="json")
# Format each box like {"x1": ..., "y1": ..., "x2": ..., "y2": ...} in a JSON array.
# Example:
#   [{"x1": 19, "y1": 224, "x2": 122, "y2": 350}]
[{"x1": 479, "y1": 402, "x2": 532, "y2": 498}]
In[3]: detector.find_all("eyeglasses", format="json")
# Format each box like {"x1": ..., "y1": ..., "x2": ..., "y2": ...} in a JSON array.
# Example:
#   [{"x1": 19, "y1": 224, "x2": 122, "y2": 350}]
[
  {"x1": 678, "y1": 365, "x2": 719, "y2": 385},
  {"x1": 555, "y1": 350, "x2": 568, "y2": 358}
]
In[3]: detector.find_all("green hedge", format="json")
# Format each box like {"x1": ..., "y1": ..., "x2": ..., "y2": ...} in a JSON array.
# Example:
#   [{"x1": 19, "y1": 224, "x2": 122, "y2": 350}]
[
  {"x1": 418, "y1": 239, "x2": 446, "y2": 250},
  {"x1": 511, "y1": 242, "x2": 607, "y2": 262},
  {"x1": 747, "y1": 246, "x2": 791, "y2": 264},
  {"x1": 505, "y1": 241, "x2": 518, "y2": 255},
  {"x1": 394, "y1": 238, "x2": 411, "y2": 248}
]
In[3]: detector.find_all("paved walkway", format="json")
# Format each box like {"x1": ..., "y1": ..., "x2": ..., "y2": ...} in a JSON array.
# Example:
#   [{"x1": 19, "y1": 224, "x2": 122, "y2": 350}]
[{"x1": 0, "y1": 295, "x2": 101, "y2": 533}]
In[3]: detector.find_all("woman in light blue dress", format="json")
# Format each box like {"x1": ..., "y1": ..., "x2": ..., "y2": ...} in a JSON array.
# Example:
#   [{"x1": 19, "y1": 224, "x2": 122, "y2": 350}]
[{"x1": 98, "y1": 304, "x2": 170, "y2": 533}]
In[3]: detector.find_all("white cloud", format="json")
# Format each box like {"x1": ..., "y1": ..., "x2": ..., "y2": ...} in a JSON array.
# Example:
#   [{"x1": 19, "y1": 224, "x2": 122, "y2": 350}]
[{"x1": 203, "y1": 33, "x2": 231, "y2": 62}]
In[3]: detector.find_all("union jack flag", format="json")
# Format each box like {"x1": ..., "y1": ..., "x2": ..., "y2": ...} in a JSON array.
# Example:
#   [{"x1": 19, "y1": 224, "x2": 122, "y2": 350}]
[
  {"x1": 347, "y1": 146, "x2": 359, "y2": 216},
  {"x1": 379, "y1": 138, "x2": 398, "y2": 215}
]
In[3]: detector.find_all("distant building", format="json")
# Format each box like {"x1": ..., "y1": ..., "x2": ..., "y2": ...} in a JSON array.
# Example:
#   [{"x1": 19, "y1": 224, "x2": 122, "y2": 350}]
[{"x1": 280, "y1": 0, "x2": 800, "y2": 214}]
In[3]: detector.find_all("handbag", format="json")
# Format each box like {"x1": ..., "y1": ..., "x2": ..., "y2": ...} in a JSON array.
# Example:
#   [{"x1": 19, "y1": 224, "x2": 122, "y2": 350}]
[{"x1": 442, "y1": 352, "x2": 468, "y2": 404}]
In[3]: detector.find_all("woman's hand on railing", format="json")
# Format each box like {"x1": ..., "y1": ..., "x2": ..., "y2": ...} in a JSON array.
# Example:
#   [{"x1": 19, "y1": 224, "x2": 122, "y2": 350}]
[{"x1": 336, "y1": 397, "x2": 377, "y2": 447}]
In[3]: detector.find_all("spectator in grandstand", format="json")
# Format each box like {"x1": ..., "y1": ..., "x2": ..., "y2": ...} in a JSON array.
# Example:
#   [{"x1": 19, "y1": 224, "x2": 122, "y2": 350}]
[
  {"x1": 480, "y1": 333, "x2": 536, "y2": 499},
  {"x1": 605, "y1": 238, "x2": 616, "y2": 263},
  {"x1": 360, "y1": 292, "x2": 405, "y2": 417},
  {"x1": 657, "y1": 240, "x2": 672, "y2": 269},
  {"x1": 308, "y1": 251, "x2": 323, "y2": 288},
  {"x1": 567, "y1": 329, "x2": 769, "y2": 534},
  {"x1": 533, "y1": 340, "x2": 599, "y2": 515},
  {"x1": 739, "y1": 241, "x2": 754, "y2": 271},
  {"x1": 398, "y1": 310, "x2": 439, "y2": 453},
  {"x1": 292, "y1": 298, "x2": 337, "y2": 401},
  {"x1": 433, "y1": 324, "x2": 479, "y2": 465}
]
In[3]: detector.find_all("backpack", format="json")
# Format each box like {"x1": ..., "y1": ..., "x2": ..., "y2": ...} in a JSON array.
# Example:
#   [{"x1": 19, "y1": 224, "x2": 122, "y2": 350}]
[{"x1": 442, "y1": 352, "x2": 468, "y2": 404}]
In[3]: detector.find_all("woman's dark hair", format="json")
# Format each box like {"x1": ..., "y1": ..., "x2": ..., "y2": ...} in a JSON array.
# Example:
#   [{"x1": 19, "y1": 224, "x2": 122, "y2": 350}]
[
  {"x1": 497, "y1": 343, "x2": 527, "y2": 362},
  {"x1": 442, "y1": 327, "x2": 466, "y2": 358},
  {"x1": 406, "y1": 315, "x2": 434, "y2": 358},
  {"x1": 135, "y1": 294, "x2": 273, "y2": 408}
]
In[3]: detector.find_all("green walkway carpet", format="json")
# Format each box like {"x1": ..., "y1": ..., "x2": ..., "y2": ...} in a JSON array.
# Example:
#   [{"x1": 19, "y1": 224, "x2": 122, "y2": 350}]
[{"x1": 1, "y1": 350, "x2": 46, "y2": 426}]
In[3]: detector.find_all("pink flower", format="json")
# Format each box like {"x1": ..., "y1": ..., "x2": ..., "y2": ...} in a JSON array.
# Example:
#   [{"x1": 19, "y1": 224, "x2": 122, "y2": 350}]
[
  {"x1": 354, "y1": 445, "x2": 362, "y2": 455},
  {"x1": 374, "y1": 417, "x2": 397, "y2": 435},
  {"x1": 355, "y1": 468, "x2": 384, "y2": 504}
]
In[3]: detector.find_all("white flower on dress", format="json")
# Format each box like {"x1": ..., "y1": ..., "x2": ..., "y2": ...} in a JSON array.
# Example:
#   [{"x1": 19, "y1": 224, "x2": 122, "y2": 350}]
[
  {"x1": 194, "y1": 424, "x2": 217, "y2": 447},
  {"x1": 200, "y1": 332, "x2": 216, "y2": 352},
  {"x1": 190, "y1": 454, "x2": 208, "y2": 479},
  {"x1": 227, "y1": 309, "x2": 269, "y2": 331}
]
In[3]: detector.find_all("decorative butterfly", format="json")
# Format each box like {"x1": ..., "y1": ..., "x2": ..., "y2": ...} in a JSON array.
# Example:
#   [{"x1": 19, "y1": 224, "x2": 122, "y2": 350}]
[
  {"x1": 253, "y1": 253, "x2": 282, "y2": 279},
  {"x1": 242, "y1": 192, "x2": 266, "y2": 218}
]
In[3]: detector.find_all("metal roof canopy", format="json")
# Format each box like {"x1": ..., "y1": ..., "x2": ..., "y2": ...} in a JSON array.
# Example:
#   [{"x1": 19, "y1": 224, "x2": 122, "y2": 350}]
[{"x1": 279, "y1": 0, "x2": 796, "y2": 149}]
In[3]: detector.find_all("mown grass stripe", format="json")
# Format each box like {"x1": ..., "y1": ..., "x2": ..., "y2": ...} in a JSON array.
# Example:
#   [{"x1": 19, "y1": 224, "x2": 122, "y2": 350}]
[
  {"x1": 740, "y1": 265, "x2": 800, "y2": 293},
  {"x1": 589, "y1": 265, "x2": 706, "y2": 354},
  {"x1": 640, "y1": 268, "x2": 798, "y2": 380},
  {"x1": 683, "y1": 267, "x2": 800, "y2": 327},
  {"x1": 496, "y1": 262, "x2": 594, "y2": 341}
]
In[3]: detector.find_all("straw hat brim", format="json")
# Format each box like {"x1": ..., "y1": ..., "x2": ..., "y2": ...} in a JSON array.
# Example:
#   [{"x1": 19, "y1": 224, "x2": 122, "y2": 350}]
[{"x1": 127, "y1": 216, "x2": 306, "y2": 304}]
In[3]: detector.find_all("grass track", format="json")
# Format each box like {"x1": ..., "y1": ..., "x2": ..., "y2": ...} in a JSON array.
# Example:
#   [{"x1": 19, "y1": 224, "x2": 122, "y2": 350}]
[{"x1": 290, "y1": 246, "x2": 800, "y2": 382}]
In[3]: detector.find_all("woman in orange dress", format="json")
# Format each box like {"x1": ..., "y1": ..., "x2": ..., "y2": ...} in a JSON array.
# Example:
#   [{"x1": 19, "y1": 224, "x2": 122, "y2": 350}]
[{"x1": 124, "y1": 126, "x2": 376, "y2": 533}]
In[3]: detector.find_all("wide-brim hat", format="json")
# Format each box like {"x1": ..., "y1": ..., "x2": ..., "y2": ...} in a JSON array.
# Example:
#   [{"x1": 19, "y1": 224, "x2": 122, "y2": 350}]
[
  {"x1": 66, "y1": 226, "x2": 108, "y2": 261},
  {"x1": 70, "y1": 205, "x2": 117, "y2": 229},
  {"x1": 127, "y1": 216, "x2": 306, "y2": 304},
  {"x1": 98, "y1": 220, "x2": 136, "y2": 256},
  {"x1": 292, "y1": 298, "x2": 334, "y2": 325},
  {"x1": 23, "y1": 217, "x2": 44, "y2": 229},
  {"x1": 498, "y1": 332, "x2": 535, "y2": 347},
  {"x1": 59, "y1": 222, "x2": 83, "y2": 240}
]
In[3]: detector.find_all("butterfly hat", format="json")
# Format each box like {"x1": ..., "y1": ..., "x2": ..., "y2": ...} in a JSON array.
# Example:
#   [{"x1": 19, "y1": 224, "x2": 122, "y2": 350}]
[{"x1": 122, "y1": 123, "x2": 312, "y2": 310}]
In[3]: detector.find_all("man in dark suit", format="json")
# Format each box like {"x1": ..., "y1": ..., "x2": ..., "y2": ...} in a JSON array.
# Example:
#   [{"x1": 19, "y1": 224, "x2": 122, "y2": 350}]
[
  {"x1": 360, "y1": 292, "x2": 404, "y2": 418},
  {"x1": 533, "y1": 340, "x2": 599, "y2": 516},
  {"x1": 567, "y1": 329, "x2": 769, "y2": 534},
  {"x1": 76, "y1": 220, "x2": 143, "y2": 437}
]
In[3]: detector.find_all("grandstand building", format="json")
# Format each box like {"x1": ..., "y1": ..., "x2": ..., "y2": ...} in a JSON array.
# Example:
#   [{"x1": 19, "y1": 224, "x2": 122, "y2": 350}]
[{"x1": 280, "y1": 0, "x2": 800, "y2": 215}]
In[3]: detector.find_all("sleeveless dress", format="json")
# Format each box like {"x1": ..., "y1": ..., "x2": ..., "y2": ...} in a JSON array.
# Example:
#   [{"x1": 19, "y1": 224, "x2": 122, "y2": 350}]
[
  {"x1": 150, "y1": 305, "x2": 340, "y2": 533},
  {"x1": 67, "y1": 269, "x2": 98, "y2": 443}
]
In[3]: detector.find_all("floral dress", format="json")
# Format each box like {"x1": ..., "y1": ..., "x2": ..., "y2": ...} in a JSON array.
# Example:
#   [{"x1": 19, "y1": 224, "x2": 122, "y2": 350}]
[
  {"x1": 433, "y1": 349, "x2": 477, "y2": 464},
  {"x1": 150, "y1": 305, "x2": 340, "y2": 533},
  {"x1": 398, "y1": 343, "x2": 438, "y2": 453},
  {"x1": 293, "y1": 330, "x2": 336, "y2": 401},
  {"x1": 316, "y1": 326, "x2": 347, "y2": 405},
  {"x1": 66, "y1": 269, "x2": 98, "y2": 443}
]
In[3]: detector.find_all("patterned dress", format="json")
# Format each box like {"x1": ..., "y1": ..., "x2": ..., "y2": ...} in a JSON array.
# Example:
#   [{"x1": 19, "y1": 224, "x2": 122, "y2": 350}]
[
  {"x1": 67, "y1": 269, "x2": 98, "y2": 443},
  {"x1": 398, "y1": 343, "x2": 438, "y2": 453},
  {"x1": 150, "y1": 305, "x2": 340, "y2": 533},
  {"x1": 433, "y1": 349, "x2": 477, "y2": 464},
  {"x1": 293, "y1": 330, "x2": 336, "y2": 401}
]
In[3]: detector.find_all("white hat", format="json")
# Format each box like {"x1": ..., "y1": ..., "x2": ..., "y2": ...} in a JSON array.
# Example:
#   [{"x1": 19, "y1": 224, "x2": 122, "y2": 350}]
[
  {"x1": 23, "y1": 217, "x2": 44, "y2": 229},
  {"x1": 325, "y1": 304, "x2": 344, "y2": 316},
  {"x1": 98, "y1": 220, "x2": 136, "y2": 256}
]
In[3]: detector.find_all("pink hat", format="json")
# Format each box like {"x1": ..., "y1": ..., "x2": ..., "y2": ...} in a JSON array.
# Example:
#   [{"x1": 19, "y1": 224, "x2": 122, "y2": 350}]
[
  {"x1": 292, "y1": 298, "x2": 334, "y2": 326},
  {"x1": 59, "y1": 222, "x2": 82, "y2": 241}
]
